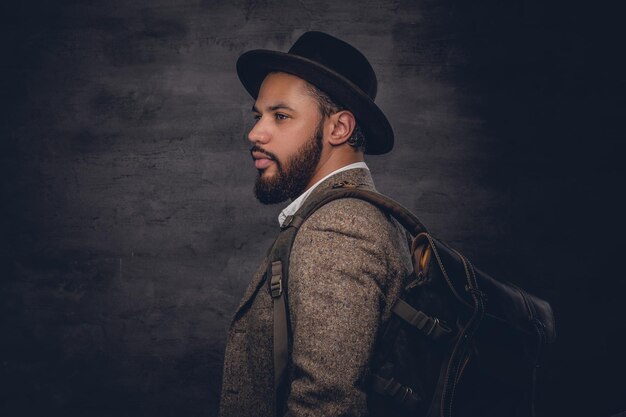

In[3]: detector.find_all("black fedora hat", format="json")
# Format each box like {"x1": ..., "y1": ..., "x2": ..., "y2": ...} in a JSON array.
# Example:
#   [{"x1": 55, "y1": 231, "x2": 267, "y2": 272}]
[{"x1": 236, "y1": 31, "x2": 394, "y2": 155}]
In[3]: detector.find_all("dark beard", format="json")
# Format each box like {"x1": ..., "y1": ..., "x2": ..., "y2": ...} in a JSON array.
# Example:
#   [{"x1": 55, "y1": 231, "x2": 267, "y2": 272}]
[{"x1": 252, "y1": 120, "x2": 324, "y2": 205}]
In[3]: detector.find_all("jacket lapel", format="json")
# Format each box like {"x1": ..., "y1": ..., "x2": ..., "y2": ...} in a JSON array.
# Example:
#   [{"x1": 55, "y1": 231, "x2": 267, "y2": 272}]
[{"x1": 233, "y1": 258, "x2": 268, "y2": 318}]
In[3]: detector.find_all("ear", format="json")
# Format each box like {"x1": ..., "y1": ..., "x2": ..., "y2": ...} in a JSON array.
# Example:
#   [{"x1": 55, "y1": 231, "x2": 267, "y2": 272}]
[{"x1": 327, "y1": 111, "x2": 356, "y2": 146}]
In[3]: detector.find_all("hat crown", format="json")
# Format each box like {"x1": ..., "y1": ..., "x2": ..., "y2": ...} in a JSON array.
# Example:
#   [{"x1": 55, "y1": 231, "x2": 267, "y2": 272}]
[
  {"x1": 288, "y1": 31, "x2": 378, "y2": 100},
  {"x1": 236, "y1": 30, "x2": 394, "y2": 154}
]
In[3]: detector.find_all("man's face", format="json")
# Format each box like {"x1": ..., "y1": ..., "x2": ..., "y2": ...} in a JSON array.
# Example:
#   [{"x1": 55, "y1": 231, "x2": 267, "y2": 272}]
[{"x1": 249, "y1": 72, "x2": 325, "y2": 204}]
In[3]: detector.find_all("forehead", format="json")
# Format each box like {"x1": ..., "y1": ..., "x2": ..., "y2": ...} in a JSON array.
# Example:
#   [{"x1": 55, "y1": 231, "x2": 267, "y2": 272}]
[{"x1": 255, "y1": 72, "x2": 317, "y2": 110}]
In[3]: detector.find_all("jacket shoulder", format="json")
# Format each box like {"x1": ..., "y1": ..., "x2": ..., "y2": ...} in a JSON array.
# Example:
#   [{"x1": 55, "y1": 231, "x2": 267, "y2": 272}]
[
  {"x1": 290, "y1": 196, "x2": 412, "y2": 293},
  {"x1": 298, "y1": 196, "x2": 399, "y2": 238}
]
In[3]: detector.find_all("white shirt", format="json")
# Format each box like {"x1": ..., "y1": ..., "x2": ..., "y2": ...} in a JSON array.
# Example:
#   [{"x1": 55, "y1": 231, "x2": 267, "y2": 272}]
[{"x1": 278, "y1": 162, "x2": 369, "y2": 226}]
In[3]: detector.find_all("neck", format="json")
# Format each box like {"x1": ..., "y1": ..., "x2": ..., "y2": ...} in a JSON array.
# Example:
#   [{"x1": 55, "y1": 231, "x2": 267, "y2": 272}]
[{"x1": 305, "y1": 148, "x2": 364, "y2": 191}]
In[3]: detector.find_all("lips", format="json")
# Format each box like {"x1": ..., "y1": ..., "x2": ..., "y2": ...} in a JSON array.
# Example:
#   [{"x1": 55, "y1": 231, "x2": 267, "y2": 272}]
[{"x1": 251, "y1": 151, "x2": 274, "y2": 170}]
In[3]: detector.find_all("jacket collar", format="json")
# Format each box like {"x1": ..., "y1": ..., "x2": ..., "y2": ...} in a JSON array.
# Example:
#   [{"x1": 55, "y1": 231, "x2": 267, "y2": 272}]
[
  {"x1": 278, "y1": 163, "x2": 374, "y2": 226},
  {"x1": 307, "y1": 166, "x2": 377, "y2": 199}
]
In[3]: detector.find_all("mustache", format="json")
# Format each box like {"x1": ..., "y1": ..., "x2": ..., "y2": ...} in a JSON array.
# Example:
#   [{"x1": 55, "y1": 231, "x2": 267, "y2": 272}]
[{"x1": 249, "y1": 145, "x2": 279, "y2": 163}]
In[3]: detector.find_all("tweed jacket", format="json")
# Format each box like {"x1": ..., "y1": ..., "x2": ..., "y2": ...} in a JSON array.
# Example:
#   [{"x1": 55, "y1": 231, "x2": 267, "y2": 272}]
[{"x1": 219, "y1": 168, "x2": 412, "y2": 417}]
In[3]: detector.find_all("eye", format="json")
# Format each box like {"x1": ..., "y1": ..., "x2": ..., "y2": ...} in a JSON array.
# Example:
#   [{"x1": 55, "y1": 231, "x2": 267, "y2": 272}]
[
  {"x1": 252, "y1": 114, "x2": 261, "y2": 122},
  {"x1": 275, "y1": 113, "x2": 288, "y2": 120}
]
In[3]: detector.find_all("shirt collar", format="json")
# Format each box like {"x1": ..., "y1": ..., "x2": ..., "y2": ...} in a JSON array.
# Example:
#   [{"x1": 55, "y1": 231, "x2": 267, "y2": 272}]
[{"x1": 278, "y1": 162, "x2": 369, "y2": 227}]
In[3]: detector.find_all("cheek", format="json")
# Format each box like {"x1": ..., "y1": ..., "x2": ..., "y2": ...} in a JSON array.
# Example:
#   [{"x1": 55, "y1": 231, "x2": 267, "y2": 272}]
[
  {"x1": 267, "y1": 122, "x2": 318, "y2": 164},
  {"x1": 283, "y1": 125, "x2": 314, "y2": 150}
]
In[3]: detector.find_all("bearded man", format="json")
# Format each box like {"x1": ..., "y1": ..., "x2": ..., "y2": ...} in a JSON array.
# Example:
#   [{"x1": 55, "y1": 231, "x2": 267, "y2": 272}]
[{"x1": 219, "y1": 31, "x2": 412, "y2": 417}]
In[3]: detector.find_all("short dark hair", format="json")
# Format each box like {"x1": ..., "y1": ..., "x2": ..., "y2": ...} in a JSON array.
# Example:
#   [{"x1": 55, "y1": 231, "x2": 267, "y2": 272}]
[{"x1": 304, "y1": 82, "x2": 366, "y2": 152}]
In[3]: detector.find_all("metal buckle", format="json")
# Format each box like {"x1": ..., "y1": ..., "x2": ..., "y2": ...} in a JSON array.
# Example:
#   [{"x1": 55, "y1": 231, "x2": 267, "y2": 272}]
[
  {"x1": 425, "y1": 317, "x2": 439, "y2": 336},
  {"x1": 281, "y1": 215, "x2": 294, "y2": 229},
  {"x1": 401, "y1": 386, "x2": 413, "y2": 403}
]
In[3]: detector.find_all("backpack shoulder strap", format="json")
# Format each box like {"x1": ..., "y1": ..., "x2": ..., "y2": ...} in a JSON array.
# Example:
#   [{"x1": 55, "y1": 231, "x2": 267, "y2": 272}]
[
  {"x1": 283, "y1": 184, "x2": 428, "y2": 236},
  {"x1": 268, "y1": 184, "x2": 427, "y2": 415}
]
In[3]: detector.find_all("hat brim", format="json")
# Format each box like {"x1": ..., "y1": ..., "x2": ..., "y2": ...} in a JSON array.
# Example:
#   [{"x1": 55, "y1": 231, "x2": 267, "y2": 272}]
[{"x1": 236, "y1": 50, "x2": 394, "y2": 155}]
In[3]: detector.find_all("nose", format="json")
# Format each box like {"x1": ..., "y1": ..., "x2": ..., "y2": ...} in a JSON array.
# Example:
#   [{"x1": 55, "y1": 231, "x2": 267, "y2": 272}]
[{"x1": 248, "y1": 116, "x2": 269, "y2": 145}]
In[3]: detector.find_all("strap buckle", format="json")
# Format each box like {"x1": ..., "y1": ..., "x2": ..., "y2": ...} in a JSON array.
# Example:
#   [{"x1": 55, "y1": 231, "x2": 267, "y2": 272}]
[
  {"x1": 281, "y1": 215, "x2": 304, "y2": 230},
  {"x1": 281, "y1": 215, "x2": 294, "y2": 229},
  {"x1": 270, "y1": 261, "x2": 283, "y2": 298},
  {"x1": 425, "y1": 317, "x2": 440, "y2": 337},
  {"x1": 270, "y1": 276, "x2": 282, "y2": 298},
  {"x1": 383, "y1": 377, "x2": 415, "y2": 405}
]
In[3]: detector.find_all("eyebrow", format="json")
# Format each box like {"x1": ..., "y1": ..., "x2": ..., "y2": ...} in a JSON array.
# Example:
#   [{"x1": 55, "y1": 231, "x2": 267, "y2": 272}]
[{"x1": 252, "y1": 103, "x2": 296, "y2": 113}]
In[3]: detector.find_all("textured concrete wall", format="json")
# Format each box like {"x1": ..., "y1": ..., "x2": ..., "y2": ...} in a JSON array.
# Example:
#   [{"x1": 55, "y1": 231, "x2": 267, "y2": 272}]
[{"x1": 1, "y1": 1, "x2": 624, "y2": 416}]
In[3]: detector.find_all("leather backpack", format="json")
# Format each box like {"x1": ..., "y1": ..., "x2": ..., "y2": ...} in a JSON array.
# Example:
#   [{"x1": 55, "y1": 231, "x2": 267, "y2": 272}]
[{"x1": 267, "y1": 183, "x2": 556, "y2": 417}]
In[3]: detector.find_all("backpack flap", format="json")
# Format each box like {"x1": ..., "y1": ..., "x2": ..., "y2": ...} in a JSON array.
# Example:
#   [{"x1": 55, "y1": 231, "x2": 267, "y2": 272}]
[
  {"x1": 413, "y1": 232, "x2": 556, "y2": 343},
  {"x1": 412, "y1": 232, "x2": 556, "y2": 386}
]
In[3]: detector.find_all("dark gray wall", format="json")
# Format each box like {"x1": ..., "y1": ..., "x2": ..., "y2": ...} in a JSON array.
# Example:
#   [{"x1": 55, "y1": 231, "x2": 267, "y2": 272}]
[{"x1": 1, "y1": 1, "x2": 624, "y2": 416}]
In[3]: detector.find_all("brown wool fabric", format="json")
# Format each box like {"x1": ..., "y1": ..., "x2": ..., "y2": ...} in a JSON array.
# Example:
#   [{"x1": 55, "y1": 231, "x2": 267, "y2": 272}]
[{"x1": 219, "y1": 168, "x2": 412, "y2": 417}]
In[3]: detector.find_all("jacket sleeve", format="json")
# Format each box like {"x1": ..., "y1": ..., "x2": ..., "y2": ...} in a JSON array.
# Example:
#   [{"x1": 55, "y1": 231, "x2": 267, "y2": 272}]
[{"x1": 284, "y1": 198, "x2": 410, "y2": 417}]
